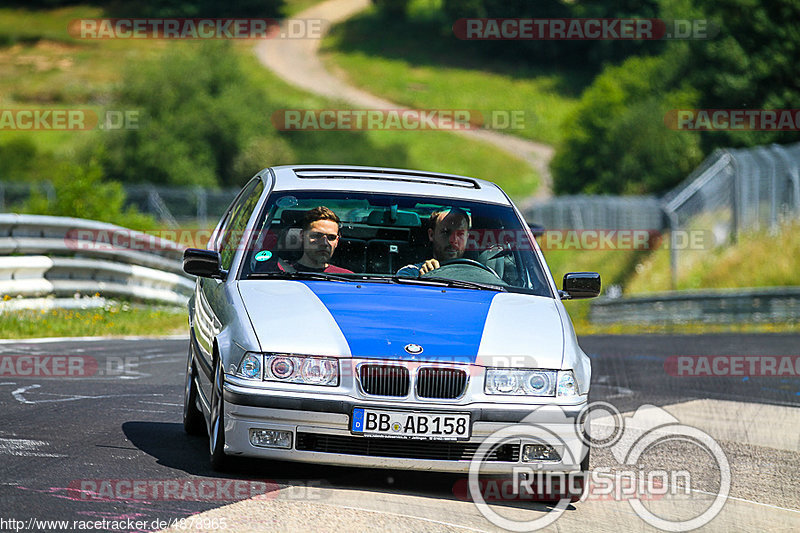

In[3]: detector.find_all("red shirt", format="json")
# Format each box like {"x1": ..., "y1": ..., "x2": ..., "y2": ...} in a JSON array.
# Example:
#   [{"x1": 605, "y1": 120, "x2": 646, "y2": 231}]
[{"x1": 280, "y1": 261, "x2": 353, "y2": 274}]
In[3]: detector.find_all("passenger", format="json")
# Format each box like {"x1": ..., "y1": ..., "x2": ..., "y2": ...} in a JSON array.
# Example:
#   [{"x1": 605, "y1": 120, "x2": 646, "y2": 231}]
[
  {"x1": 396, "y1": 208, "x2": 470, "y2": 277},
  {"x1": 286, "y1": 206, "x2": 353, "y2": 274}
]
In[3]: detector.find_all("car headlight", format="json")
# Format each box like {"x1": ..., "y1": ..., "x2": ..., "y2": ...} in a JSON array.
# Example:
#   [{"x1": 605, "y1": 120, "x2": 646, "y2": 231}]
[
  {"x1": 236, "y1": 353, "x2": 262, "y2": 380},
  {"x1": 556, "y1": 370, "x2": 579, "y2": 397},
  {"x1": 264, "y1": 354, "x2": 339, "y2": 386},
  {"x1": 485, "y1": 369, "x2": 556, "y2": 396}
]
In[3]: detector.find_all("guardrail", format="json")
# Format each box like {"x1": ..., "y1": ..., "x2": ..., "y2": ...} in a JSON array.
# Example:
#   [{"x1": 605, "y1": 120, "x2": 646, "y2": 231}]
[
  {"x1": 589, "y1": 287, "x2": 800, "y2": 324},
  {"x1": 0, "y1": 214, "x2": 194, "y2": 311}
]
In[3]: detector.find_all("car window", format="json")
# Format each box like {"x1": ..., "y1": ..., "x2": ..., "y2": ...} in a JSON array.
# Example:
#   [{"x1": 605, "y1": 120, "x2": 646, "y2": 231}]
[
  {"x1": 241, "y1": 191, "x2": 553, "y2": 297},
  {"x1": 218, "y1": 178, "x2": 264, "y2": 271}
]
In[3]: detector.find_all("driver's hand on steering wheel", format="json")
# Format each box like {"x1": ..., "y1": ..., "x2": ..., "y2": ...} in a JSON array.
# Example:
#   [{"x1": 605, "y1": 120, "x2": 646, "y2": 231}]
[{"x1": 418, "y1": 259, "x2": 440, "y2": 274}]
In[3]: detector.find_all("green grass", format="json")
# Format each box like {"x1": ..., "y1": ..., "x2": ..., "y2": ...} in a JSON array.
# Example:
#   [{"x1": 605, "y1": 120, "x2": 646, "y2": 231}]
[
  {"x1": 0, "y1": 304, "x2": 187, "y2": 339},
  {"x1": 281, "y1": 0, "x2": 326, "y2": 17},
  {"x1": 236, "y1": 44, "x2": 539, "y2": 198},
  {"x1": 572, "y1": 319, "x2": 800, "y2": 336},
  {"x1": 0, "y1": 6, "x2": 169, "y2": 158},
  {"x1": 626, "y1": 219, "x2": 800, "y2": 294},
  {"x1": 1, "y1": 4, "x2": 538, "y2": 199},
  {"x1": 546, "y1": 219, "x2": 800, "y2": 334},
  {"x1": 321, "y1": 5, "x2": 588, "y2": 146}
]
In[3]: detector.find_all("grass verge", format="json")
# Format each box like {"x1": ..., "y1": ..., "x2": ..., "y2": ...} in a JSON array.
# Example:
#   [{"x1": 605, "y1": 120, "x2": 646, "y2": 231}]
[
  {"x1": 571, "y1": 318, "x2": 800, "y2": 336},
  {"x1": 321, "y1": 5, "x2": 588, "y2": 146},
  {"x1": 236, "y1": 43, "x2": 539, "y2": 198},
  {"x1": 1, "y1": 5, "x2": 538, "y2": 199},
  {"x1": 626, "y1": 219, "x2": 800, "y2": 293},
  {"x1": 0, "y1": 304, "x2": 187, "y2": 339}
]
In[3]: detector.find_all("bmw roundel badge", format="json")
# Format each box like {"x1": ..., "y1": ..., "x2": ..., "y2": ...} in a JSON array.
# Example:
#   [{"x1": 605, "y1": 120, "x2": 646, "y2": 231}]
[{"x1": 404, "y1": 343, "x2": 423, "y2": 355}]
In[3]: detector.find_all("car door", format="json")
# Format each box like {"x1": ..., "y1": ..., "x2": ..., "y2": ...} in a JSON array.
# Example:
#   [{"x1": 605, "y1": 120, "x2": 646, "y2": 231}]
[{"x1": 193, "y1": 177, "x2": 264, "y2": 405}]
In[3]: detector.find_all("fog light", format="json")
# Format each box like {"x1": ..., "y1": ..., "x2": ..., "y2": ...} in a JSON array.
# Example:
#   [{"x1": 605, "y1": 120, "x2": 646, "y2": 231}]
[
  {"x1": 522, "y1": 444, "x2": 561, "y2": 462},
  {"x1": 249, "y1": 429, "x2": 292, "y2": 449}
]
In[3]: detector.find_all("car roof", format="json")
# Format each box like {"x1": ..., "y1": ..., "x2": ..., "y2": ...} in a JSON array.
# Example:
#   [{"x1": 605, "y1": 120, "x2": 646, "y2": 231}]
[{"x1": 264, "y1": 165, "x2": 512, "y2": 205}]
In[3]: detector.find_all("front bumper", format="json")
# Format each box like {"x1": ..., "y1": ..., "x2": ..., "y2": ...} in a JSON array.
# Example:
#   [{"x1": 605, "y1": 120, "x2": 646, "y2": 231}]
[{"x1": 222, "y1": 381, "x2": 588, "y2": 475}]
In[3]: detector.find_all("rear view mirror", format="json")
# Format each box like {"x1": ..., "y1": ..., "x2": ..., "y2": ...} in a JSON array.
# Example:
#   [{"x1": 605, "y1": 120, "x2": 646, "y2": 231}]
[
  {"x1": 183, "y1": 248, "x2": 225, "y2": 279},
  {"x1": 561, "y1": 272, "x2": 601, "y2": 299}
]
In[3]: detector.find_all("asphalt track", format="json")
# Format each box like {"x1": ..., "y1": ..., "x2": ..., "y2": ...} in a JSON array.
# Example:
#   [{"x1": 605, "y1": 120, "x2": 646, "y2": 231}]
[{"x1": 0, "y1": 334, "x2": 798, "y2": 532}]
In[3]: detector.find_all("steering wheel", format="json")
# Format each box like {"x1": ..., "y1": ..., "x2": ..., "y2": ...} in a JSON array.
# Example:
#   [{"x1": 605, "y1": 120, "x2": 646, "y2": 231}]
[{"x1": 423, "y1": 258, "x2": 502, "y2": 279}]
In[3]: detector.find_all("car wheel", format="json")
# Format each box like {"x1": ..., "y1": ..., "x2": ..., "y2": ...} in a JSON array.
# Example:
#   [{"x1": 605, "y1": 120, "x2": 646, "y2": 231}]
[
  {"x1": 209, "y1": 357, "x2": 228, "y2": 471},
  {"x1": 183, "y1": 346, "x2": 205, "y2": 436},
  {"x1": 570, "y1": 445, "x2": 591, "y2": 503}
]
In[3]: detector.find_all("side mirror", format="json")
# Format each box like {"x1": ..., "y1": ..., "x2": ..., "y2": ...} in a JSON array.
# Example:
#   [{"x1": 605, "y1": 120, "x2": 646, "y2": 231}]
[
  {"x1": 528, "y1": 222, "x2": 545, "y2": 239},
  {"x1": 561, "y1": 272, "x2": 601, "y2": 299},
  {"x1": 183, "y1": 248, "x2": 225, "y2": 279}
]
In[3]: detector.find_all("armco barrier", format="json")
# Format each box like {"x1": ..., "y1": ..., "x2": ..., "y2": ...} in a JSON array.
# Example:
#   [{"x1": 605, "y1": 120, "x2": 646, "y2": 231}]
[
  {"x1": 589, "y1": 287, "x2": 800, "y2": 324},
  {"x1": 0, "y1": 214, "x2": 194, "y2": 310}
]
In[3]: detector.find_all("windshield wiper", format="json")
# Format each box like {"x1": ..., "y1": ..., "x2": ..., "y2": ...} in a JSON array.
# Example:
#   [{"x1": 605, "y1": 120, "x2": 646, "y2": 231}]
[
  {"x1": 392, "y1": 276, "x2": 506, "y2": 292},
  {"x1": 248, "y1": 271, "x2": 355, "y2": 283}
]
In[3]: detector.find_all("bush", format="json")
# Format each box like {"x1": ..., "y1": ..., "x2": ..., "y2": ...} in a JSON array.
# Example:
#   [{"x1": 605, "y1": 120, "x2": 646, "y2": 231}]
[
  {"x1": 552, "y1": 54, "x2": 703, "y2": 195},
  {"x1": 23, "y1": 149, "x2": 156, "y2": 230},
  {"x1": 0, "y1": 138, "x2": 56, "y2": 182},
  {"x1": 371, "y1": 0, "x2": 411, "y2": 19},
  {"x1": 101, "y1": 41, "x2": 276, "y2": 188}
]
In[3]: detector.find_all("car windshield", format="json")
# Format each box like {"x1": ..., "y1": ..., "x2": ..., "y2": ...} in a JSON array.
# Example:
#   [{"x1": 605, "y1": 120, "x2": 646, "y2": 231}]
[{"x1": 239, "y1": 191, "x2": 553, "y2": 297}]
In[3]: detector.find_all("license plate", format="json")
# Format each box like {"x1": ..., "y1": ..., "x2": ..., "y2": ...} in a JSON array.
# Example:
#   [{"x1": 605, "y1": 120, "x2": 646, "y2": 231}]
[{"x1": 351, "y1": 408, "x2": 470, "y2": 440}]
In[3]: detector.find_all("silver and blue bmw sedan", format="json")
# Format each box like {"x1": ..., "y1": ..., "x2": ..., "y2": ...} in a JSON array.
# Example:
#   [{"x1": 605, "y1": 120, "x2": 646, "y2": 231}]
[{"x1": 182, "y1": 165, "x2": 599, "y2": 490}]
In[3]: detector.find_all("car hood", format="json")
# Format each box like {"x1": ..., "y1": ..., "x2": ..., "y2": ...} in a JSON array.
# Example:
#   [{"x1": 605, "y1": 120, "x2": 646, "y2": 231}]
[{"x1": 237, "y1": 280, "x2": 564, "y2": 368}]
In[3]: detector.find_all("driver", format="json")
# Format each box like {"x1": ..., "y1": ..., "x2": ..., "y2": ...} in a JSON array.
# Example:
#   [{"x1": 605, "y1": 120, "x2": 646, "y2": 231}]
[{"x1": 396, "y1": 208, "x2": 470, "y2": 277}]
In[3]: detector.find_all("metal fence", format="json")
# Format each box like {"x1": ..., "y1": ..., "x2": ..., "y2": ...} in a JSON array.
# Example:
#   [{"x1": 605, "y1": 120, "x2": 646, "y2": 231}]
[
  {"x1": 590, "y1": 286, "x2": 800, "y2": 324},
  {"x1": 2, "y1": 141, "x2": 799, "y2": 238},
  {"x1": 123, "y1": 185, "x2": 240, "y2": 226},
  {"x1": 0, "y1": 214, "x2": 193, "y2": 310},
  {"x1": 663, "y1": 142, "x2": 800, "y2": 287},
  {"x1": 664, "y1": 142, "x2": 800, "y2": 242},
  {"x1": 524, "y1": 195, "x2": 665, "y2": 231},
  {"x1": 0, "y1": 182, "x2": 239, "y2": 227}
]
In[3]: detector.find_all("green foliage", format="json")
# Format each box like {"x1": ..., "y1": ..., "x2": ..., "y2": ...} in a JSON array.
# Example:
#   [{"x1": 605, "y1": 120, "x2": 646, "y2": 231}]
[
  {"x1": 101, "y1": 41, "x2": 277, "y2": 188},
  {"x1": 101, "y1": 40, "x2": 421, "y2": 189},
  {"x1": 440, "y1": 0, "x2": 664, "y2": 69},
  {"x1": 0, "y1": 305, "x2": 187, "y2": 339},
  {"x1": 552, "y1": 54, "x2": 703, "y2": 194},
  {"x1": 5, "y1": 0, "x2": 283, "y2": 17},
  {"x1": 679, "y1": 0, "x2": 800, "y2": 150},
  {"x1": 23, "y1": 149, "x2": 156, "y2": 230},
  {"x1": 0, "y1": 138, "x2": 56, "y2": 182},
  {"x1": 555, "y1": 0, "x2": 800, "y2": 195},
  {"x1": 371, "y1": 0, "x2": 411, "y2": 19}
]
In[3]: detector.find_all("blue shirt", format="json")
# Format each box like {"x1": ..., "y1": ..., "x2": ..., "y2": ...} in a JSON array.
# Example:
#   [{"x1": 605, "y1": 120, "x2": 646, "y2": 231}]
[{"x1": 396, "y1": 262, "x2": 424, "y2": 277}]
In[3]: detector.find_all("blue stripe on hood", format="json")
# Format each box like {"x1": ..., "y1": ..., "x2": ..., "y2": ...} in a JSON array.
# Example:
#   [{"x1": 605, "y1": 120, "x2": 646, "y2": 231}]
[{"x1": 301, "y1": 281, "x2": 497, "y2": 363}]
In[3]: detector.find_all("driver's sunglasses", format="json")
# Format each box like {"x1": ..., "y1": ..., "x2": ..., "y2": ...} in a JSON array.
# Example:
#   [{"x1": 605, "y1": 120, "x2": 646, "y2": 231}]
[{"x1": 308, "y1": 231, "x2": 340, "y2": 243}]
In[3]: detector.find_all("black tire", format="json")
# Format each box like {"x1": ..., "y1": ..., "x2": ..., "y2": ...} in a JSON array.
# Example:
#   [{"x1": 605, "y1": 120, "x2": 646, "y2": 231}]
[
  {"x1": 209, "y1": 357, "x2": 228, "y2": 471},
  {"x1": 571, "y1": 445, "x2": 591, "y2": 503},
  {"x1": 183, "y1": 346, "x2": 205, "y2": 436}
]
